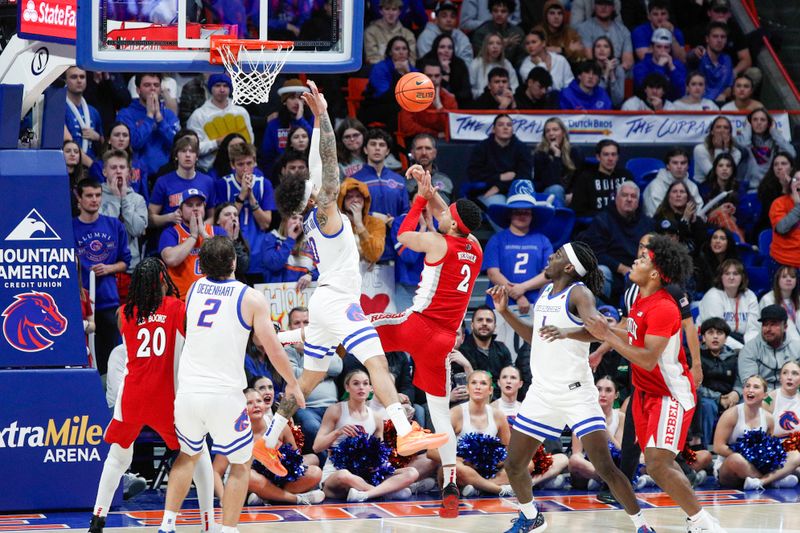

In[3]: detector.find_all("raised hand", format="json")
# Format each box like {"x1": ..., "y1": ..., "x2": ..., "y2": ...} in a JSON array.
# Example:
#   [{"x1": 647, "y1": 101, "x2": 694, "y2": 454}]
[
  {"x1": 487, "y1": 285, "x2": 509, "y2": 312},
  {"x1": 300, "y1": 80, "x2": 328, "y2": 117}
]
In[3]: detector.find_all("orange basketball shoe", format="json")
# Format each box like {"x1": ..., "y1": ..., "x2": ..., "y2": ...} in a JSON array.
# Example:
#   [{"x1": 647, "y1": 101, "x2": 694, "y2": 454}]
[
  {"x1": 396, "y1": 421, "x2": 450, "y2": 456},
  {"x1": 252, "y1": 438, "x2": 288, "y2": 477}
]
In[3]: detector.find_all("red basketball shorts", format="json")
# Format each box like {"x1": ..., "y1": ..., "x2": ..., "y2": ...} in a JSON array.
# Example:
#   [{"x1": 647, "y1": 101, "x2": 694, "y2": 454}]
[
  {"x1": 104, "y1": 417, "x2": 179, "y2": 450},
  {"x1": 371, "y1": 310, "x2": 456, "y2": 397},
  {"x1": 632, "y1": 390, "x2": 694, "y2": 455}
]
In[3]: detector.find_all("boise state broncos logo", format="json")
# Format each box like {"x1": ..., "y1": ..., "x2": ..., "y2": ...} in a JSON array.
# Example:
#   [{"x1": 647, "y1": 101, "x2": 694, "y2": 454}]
[
  {"x1": 779, "y1": 410, "x2": 800, "y2": 432},
  {"x1": 234, "y1": 408, "x2": 250, "y2": 432},
  {"x1": 346, "y1": 303, "x2": 366, "y2": 322},
  {"x1": 2, "y1": 292, "x2": 67, "y2": 352}
]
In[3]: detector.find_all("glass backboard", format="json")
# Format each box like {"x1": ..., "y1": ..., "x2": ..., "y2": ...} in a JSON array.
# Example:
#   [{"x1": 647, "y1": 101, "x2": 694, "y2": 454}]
[{"x1": 76, "y1": 0, "x2": 362, "y2": 73}]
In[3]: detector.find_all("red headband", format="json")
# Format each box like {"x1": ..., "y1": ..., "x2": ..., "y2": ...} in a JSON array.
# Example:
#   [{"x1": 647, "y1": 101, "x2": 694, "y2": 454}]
[
  {"x1": 647, "y1": 249, "x2": 672, "y2": 284},
  {"x1": 450, "y1": 204, "x2": 470, "y2": 235}
]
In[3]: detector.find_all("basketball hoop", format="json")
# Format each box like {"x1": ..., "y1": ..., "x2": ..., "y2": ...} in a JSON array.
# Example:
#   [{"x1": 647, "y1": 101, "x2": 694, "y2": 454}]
[{"x1": 210, "y1": 36, "x2": 294, "y2": 105}]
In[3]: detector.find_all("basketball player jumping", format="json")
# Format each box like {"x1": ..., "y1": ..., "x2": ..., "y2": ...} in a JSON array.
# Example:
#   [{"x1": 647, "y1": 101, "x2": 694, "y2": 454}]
[
  {"x1": 585, "y1": 235, "x2": 726, "y2": 533},
  {"x1": 159, "y1": 237, "x2": 304, "y2": 533},
  {"x1": 489, "y1": 242, "x2": 653, "y2": 533},
  {"x1": 265, "y1": 81, "x2": 448, "y2": 466},
  {"x1": 370, "y1": 166, "x2": 483, "y2": 517},
  {"x1": 88, "y1": 258, "x2": 215, "y2": 533}
]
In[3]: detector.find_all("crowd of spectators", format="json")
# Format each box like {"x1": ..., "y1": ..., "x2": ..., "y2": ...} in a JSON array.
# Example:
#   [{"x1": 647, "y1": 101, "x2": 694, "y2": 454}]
[{"x1": 59, "y1": 0, "x2": 800, "y2": 505}]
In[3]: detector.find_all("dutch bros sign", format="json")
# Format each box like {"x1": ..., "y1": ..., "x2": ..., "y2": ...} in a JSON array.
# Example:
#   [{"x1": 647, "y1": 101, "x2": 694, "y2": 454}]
[{"x1": 18, "y1": 0, "x2": 77, "y2": 43}]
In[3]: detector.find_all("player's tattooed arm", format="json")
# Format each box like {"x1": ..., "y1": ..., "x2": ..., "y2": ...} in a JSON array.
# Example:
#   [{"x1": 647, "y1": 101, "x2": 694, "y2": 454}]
[
  {"x1": 313, "y1": 110, "x2": 339, "y2": 211},
  {"x1": 277, "y1": 394, "x2": 300, "y2": 418}
]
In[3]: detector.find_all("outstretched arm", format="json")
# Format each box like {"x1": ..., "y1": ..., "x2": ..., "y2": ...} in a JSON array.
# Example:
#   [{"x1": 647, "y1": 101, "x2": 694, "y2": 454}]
[
  {"x1": 301, "y1": 81, "x2": 341, "y2": 233},
  {"x1": 406, "y1": 164, "x2": 448, "y2": 222},
  {"x1": 488, "y1": 285, "x2": 533, "y2": 341}
]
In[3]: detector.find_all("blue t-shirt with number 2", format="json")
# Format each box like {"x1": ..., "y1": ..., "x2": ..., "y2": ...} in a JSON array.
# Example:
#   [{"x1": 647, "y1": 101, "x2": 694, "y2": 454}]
[{"x1": 482, "y1": 230, "x2": 553, "y2": 308}]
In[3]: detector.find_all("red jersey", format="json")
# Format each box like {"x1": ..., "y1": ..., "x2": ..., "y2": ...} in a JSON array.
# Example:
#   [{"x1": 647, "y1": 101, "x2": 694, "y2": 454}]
[
  {"x1": 627, "y1": 288, "x2": 695, "y2": 409},
  {"x1": 411, "y1": 234, "x2": 482, "y2": 332},
  {"x1": 116, "y1": 296, "x2": 186, "y2": 424}
]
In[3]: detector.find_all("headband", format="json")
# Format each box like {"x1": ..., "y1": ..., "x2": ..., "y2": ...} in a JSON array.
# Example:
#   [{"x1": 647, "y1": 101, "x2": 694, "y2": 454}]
[
  {"x1": 647, "y1": 249, "x2": 672, "y2": 284},
  {"x1": 563, "y1": 243, "x2": 587, "y2": 277},
  {"x1": 300, "y1": 180, "x2": 314, "y2": 212},
  {"x1": 449, "y1": 203, "x2": 470, "y2": 235}
]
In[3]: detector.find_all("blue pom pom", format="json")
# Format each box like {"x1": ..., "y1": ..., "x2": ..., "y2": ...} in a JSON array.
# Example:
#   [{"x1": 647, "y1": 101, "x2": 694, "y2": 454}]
[
  {"x1": 330, "y1": 432, "x2": 396, "y2": 485},
  {"x1": 253, "y1": 443, "x2": 307, "y2": 488},
  {"x1": 731, "y1": 429, "x2": 787, "y2": 474},
  {"x1": 457, "y1": 432, "x2": 507, "y2": 478},
  {"x1": 608, "y1": 441, "x2": 621, "y2": 465}
]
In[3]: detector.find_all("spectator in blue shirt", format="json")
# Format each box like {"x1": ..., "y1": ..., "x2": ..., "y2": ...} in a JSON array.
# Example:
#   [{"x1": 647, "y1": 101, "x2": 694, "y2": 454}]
[
  {"x1": 633, "y1": 28, "x2": 687, "y2": 101},
  {"x1": 693, "y1": 22, "x2": 734, "y2": 105},
  {"x1": 483, "y1": 180, "x2": 553, "y2": 314},
  {"x1": 353, "y1": 128, "x2": 409, "y2": 262},
  {"x1": 73, "y1": 179, "x2": 131, "y2": 376},
  {"x1": 559, "y1": 60, "x2": 613, "y2": 110},
  {"x1": 631, "y1": 0, "x2": 687, "y2": 62},
  {"x1": 115, "y1": 73, "x2": 180, "y2": 176},
  {"x1": 148, "y1": 136, "x2": 216, "y2": 235},
  {"x1": 215, "y1": 142, "x2": 275, "y2": 277}
]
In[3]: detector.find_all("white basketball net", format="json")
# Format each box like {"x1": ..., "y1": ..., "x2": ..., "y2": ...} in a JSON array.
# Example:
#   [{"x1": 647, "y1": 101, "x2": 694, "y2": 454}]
[{"x1": 215, "y1": 42, "x2": 294, "y2": 105}]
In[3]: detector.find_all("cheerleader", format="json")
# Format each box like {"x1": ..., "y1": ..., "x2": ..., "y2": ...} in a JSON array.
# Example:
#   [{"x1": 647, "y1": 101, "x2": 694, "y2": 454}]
[
  {"x1": 448, "y1": 370, "x2": 514, "y2": 497},
  {"x1": 713, "y1": 375, "x2": 797, "y2": 489},
  {"x1": 491, "y1": 366, "x2": 569, "y2": 489},
  {"x1": 569, "y1": 376, "x2": 623, "y2": 490},
  {"x1": 212, "y1": 388, "x2": 324, "y2": 505},
  {"x1": 313, "y1": 370, "x2": 419, "y2": 502}
]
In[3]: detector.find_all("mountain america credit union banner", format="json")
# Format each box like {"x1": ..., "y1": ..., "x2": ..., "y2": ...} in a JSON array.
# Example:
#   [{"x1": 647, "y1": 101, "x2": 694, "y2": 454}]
[
  {"x1": 448, "y1": 111, "x2": 792, "y2": 145},
  {"x1": 0, "y1": 151, "x2": 87, "y2": 367}
]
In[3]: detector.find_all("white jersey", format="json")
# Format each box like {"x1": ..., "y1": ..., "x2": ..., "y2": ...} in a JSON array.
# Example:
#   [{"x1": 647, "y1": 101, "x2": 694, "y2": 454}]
[
  {"x1": 330, "y1": 401, "x2": 377, "y2": 448},
  {"x1": 529, "y1": 282, "x2": 594, "y2": 398},
  {"x1": 303, "y1": 207, "x2": 361, "y2": 297},
  {"x1": 458, "y1": 402, "x2": 498, "y2": 437},
  {"x1": 607, "y1": 409, "x2": 621, "y2": 438},
  {"x1": 773, "y1": 390, "x2": 800, "y2": 438},
  {"x1": 729, "y1": 404, "x2": 768, "y2": 443},
  {"x1": 178, "y1": 278, "x2": 251, "y2": 394}
]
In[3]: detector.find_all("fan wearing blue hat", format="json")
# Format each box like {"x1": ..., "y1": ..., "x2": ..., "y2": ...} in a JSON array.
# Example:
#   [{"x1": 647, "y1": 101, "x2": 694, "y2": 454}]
[
  {"x1": 483, "y1": 180, "x2": 555, "y2": 313},
  {"x1": 186, "y1": 73, "x2": 254, "y2": 173}
]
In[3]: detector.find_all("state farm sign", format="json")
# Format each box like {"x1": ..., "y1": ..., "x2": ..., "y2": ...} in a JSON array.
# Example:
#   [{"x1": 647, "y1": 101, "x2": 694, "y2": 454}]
[{"x1": 18, "y1": 0, "x2": 77, "y2": 43}]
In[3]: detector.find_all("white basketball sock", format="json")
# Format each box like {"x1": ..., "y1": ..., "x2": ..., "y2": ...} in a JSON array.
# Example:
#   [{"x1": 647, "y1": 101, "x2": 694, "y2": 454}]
[
  {"x1": 519, "y1": 500, "x2": 538, "y2": 520},
  {"x1": 159, "y1": 510, "x2": 178, "y2": 532},
  {"x1": 386, "y1": 403, "x2": 412, "y2": 435},
  {"x1": 264, "y1": 413, "x2": 289, "y2": 448},
  {"x1": 93, "y1": 443, "x2": 133, "y2": 517},
  {"x1": 427, "y1": 393, "x2": 457, "y2": 481},
  {"x1": 628, "y1": 510, "x2": 648, "y2": 529},
  {"x1": 194, "y1": 445, "x2": 216, "y2": 531}
]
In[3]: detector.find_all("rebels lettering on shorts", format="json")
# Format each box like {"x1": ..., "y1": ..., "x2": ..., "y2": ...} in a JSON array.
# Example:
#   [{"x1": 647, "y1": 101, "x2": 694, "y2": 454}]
[{"x1": 664, "y1": 398, "x2": 679, "y2": 446}]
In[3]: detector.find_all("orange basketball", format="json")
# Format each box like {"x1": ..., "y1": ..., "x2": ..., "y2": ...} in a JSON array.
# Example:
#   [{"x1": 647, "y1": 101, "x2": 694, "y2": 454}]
[{"x1": 395, "y1": 72, "x2": 435, "y2": 112}]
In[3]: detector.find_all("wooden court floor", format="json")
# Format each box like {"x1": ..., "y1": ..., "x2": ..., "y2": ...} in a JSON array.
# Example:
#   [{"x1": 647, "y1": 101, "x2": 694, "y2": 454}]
[{"x1": 4, "y1": 489, "x2": 800, "y2": 533}]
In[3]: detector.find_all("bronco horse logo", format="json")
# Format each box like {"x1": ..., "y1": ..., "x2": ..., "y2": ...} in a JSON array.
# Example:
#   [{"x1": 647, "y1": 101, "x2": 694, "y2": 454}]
[
  {"x1": 2, "y1": 292, "x2": 68, "y2": 352},
  {"x1": 779, "y1": 411, "x2": 800, "y2": 432}
]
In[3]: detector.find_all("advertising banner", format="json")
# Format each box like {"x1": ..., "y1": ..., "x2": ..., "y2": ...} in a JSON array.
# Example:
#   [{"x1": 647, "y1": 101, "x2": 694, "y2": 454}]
[
  {"x1": 448, "y1": 112, "x2": 792, "y2": 145},
  {"x1": 0, "y1": 151, "x2": 88, "y2": 367},
  {"x1": 18, "y1": 0, "x2": 77, "y2": 43},
  {"x1": 0, "y1": 368, "x2": 114, "y2": 511}
]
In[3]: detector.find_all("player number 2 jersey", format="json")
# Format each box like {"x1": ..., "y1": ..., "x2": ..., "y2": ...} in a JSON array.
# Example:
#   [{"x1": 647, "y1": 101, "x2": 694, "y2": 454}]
[
  {"x1": 178, "y1": 278, "x2": 251, "y2": 394},
  {"x1": 303, "y1": 207, "x2": 361, "y2": 297},
  {"x1": 411, "y1": 235, "x2": 482, "y2": 332},
  {"x1": 627, "y1": 288, "x2": 695, "y2": 409},
  {"x1": 117, "y1": 295, "x2": 185, "y2": 423},
  {"x1": 529, "y1": 282, "x2": 594, "y2": 397}
]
